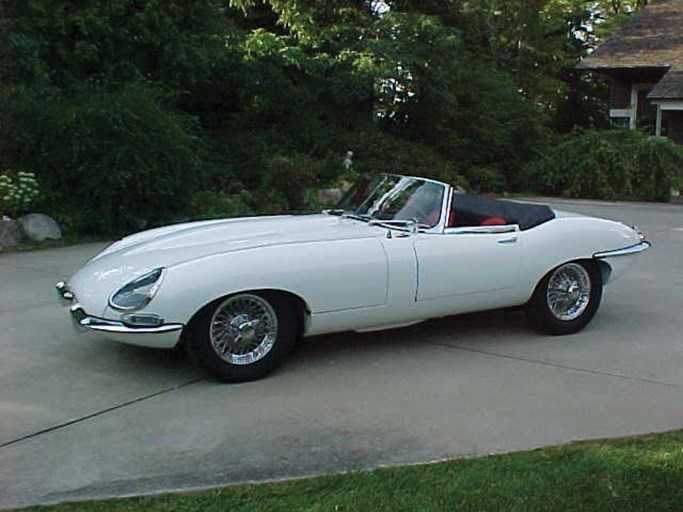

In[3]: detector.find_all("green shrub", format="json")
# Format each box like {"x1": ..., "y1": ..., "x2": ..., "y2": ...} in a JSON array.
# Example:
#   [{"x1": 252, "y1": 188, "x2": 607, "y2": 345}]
[
  {"x1": 259, "y1": 153, "x2": 324, "y2": 213},
  {"x1": 7, "y1": 81, "x2": 203, "y2": 234},
  {"x1": 188, "y1": 190, "x2": 254, "y2": 220},
  {"x1": 338, "y1": 130, "x2": 467, "y2": 189},
  {"x1": 463, "y1": 167, "x2": 507, "y2": 193},
  {"x1": 0, "y1": 170, "x2": 40, "y2": 217},
  {"x1": 526, "y1": 129, "x2": 683, "y2": 201}
]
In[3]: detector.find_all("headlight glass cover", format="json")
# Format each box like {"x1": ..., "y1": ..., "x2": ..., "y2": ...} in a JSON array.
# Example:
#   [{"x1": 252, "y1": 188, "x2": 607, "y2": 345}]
[{"x1": 109, "y1": 268, "x2": 165, "y2": 311}]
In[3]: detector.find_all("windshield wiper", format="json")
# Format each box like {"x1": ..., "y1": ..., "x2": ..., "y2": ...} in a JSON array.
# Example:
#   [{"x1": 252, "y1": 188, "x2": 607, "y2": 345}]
[
  {"x1": 341, "y1": 212, "x2": 372, "y2": 222},
  {"x1": 322, "y1": 209, "x2": 372, "y2": 222}
]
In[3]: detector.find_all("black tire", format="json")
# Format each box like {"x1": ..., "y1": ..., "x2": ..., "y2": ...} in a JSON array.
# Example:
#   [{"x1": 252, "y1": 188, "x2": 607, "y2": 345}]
[
  {"x1": 525, "y1": 260, "x2": 603, "y2": 336},
  {"x1": 185, "y1": 291, "x2": 298, "y2": 382}
]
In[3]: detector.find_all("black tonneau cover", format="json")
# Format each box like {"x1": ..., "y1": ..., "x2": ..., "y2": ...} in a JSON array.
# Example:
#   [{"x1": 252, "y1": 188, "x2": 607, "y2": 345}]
[{"x1": 453, "y1": 194, "x2": 556, "y2": 231}]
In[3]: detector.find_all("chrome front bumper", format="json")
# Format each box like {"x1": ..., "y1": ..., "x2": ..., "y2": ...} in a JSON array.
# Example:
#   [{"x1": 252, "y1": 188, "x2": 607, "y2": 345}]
[{"x1": 56, "y1": 282, "x2": 184, "y2": 347}]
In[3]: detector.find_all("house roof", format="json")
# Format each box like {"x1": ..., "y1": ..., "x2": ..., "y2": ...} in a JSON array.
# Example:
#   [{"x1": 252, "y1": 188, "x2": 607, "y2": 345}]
[
  {"x1": 577, "y1": 0, "x2": 683, "y2": 71},
  {"x1": 648, "y1": 69, "x2": 683, "y2": 99}
]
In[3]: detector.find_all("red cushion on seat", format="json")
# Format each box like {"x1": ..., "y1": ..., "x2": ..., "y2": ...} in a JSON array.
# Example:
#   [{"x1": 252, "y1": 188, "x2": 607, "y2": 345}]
[
  {"x1": 480, "y1": 216, "x2": 507, "y2": 226},
  {"x1": 426, "y1": 209, "x2": 441, "y2": 225}
]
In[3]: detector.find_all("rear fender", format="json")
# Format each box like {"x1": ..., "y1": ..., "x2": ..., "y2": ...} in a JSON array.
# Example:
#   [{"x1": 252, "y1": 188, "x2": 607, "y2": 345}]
[{"x1": 520, "y1": 216, "x2": 641, "y2": 300}]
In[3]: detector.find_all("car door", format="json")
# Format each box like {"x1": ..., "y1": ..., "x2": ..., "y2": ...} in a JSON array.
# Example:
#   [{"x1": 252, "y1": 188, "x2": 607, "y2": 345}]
[{"x1": 413, "y1": 225, "x2": 523, "y2": 302}]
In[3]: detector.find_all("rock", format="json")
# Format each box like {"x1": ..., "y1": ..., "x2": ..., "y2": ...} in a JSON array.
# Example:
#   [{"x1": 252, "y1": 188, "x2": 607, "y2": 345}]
[
  {"x1": 18, "y1": 214, "x2": 62, "y2": 242},
  {"x1": 0, "y1": 219, "x2": 24, "y2": 248},
  {"x1": 318, "y1": 188, "x2": 343, "y2": 206}
]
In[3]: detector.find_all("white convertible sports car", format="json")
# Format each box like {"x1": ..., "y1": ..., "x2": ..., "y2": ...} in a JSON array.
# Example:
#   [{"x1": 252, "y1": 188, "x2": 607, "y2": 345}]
[{"x1": 57, "y1": 174, "x2": 650, "y2": 381}]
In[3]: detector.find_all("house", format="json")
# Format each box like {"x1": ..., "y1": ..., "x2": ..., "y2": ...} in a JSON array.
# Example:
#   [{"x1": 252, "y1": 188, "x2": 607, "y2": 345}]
[{"x1": 577, "y1": 0, "x2": 683, "y2": 144}]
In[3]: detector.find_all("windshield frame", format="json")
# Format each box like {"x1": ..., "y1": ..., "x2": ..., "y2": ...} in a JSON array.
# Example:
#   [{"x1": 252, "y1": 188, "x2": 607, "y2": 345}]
[{"x1": 330, "y1": 173, "x2": 452, "y2": 233}]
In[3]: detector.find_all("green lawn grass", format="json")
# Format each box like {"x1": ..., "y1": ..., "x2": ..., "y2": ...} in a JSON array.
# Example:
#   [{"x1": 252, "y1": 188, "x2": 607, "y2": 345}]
[{"x1": 28, "y1": 430, "x2": 683, "y2": 512}]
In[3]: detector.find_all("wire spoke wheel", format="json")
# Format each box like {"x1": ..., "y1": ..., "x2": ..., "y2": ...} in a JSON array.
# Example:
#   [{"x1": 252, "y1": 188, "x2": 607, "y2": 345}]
[
  {"x1": 209, "y1": 294, "x2": 278, "y2": 365},
  {"x1": 546, "y1": 263, "x2": 592, "y2": 321}
]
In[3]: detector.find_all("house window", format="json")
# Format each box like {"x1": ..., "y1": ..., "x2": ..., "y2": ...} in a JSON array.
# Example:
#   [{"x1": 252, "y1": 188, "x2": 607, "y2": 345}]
[
  {"x1": 610, "y1": 79, "x2": 631, "y2": 109},
  {"x1": 663, "y1": 111, "x2": 683, "y2": 144}
]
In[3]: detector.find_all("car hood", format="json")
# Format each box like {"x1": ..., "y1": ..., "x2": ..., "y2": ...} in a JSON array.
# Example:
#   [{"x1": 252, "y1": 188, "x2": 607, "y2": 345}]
[
  {"x1": 69, "y1": 214, "x2": 379, "y2": 312},
  {"x1": 96, "y1": 214, "x2": 381, "y2": 268}
]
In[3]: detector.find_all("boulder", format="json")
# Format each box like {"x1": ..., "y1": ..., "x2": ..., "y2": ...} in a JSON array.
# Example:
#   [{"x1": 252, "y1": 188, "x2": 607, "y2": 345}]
[
  {"x1": 18, "y1": 213, "x2": 62, "y2": 242},
  {"x1": 318, "y1": 188, "x2": 343, "y2": 206},
  {"x1": 0, "y1": 219, "x2": 24, "y2": 248}
]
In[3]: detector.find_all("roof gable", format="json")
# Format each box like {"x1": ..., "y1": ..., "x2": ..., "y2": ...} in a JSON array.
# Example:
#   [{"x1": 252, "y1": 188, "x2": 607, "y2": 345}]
[{"x1": 577, "y1": 0, "x2": 683, "y2": 71}]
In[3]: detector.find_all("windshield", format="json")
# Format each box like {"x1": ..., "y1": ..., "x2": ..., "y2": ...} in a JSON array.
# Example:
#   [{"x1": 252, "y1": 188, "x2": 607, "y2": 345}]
[{"x1": 332, "y1": 174, "x2": 446, "y2": 228}]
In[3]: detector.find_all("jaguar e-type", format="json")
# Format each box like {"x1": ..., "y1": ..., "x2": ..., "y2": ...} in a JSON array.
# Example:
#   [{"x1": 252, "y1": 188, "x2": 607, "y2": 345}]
[{"x1": 56, "y1": 174, "x2": 650, "y2": 381}]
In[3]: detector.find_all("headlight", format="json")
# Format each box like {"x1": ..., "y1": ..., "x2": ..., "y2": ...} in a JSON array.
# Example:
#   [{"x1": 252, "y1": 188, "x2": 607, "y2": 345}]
[{"x1": 109, "y1": 268, "x2": 165, "y2": 311}]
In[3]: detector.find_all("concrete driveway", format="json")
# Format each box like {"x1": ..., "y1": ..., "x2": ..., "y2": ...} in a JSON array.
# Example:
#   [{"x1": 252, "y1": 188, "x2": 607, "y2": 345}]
[{"x1": 2, "y1": 199, "x2": 683, "y2": 509}]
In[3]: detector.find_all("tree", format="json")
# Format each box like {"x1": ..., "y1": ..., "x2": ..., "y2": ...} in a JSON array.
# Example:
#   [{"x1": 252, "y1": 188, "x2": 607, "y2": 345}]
[{"x1": 0, "y1": 0, "x2": 656, "y2": 234}]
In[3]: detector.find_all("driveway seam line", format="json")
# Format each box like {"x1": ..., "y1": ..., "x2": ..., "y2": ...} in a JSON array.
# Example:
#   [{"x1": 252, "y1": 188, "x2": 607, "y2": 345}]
[
  {"x1": 425, "y1": 341, "x2": 683, "y2": 389},
  {"x1": 0, "y1": 377, "x2": 204, "y2": 450}
]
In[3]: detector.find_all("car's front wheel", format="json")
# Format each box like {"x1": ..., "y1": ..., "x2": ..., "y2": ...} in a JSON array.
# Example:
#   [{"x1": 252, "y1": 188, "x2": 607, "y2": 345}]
[
  {"x1": 185, "y1": 292, "x2": 298, "y2": 382},
  {"x1": 525, "y1": 260, "x2": 603, "y2": 335}
]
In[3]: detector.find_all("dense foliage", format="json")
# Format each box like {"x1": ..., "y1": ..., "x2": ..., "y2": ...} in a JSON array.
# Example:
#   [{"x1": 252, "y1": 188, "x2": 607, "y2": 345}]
[
  {"x1": 0, "y1": 0, "x2": 660, "y2": 234},
  {"x1": 10, "y1": 81, "x2": 202, "y2": 233},
  {"x1": 527, "y1": 129, "x2": 683, "y2": 201}
]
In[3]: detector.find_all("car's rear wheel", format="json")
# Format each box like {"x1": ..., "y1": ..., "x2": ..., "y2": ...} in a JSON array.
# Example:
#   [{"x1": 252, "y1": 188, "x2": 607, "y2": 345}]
[
  {"x1": 525, "y1": 260, "x2": 603, "y2": 335},
  {"x1": 185, "y1": 292, "x2": 298, "y2": 382}
]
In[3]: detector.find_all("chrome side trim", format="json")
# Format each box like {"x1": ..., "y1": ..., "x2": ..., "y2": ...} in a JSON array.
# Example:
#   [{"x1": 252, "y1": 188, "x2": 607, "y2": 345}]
[
  {"x1": 594, "y1": 241, "x2": 651, "y2": 259},
  {"x1": 69, "y1": 304, "x2": 184, "y2": 335},
  {"x1": 444, "y1": 224, "x2": 520, "y2": 235}
]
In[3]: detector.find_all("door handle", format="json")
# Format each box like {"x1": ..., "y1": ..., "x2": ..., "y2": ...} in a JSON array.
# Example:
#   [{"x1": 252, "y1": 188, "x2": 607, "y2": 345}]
[{"x1": 497, "y1": 237, "x2": 518, "y2": 244}]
